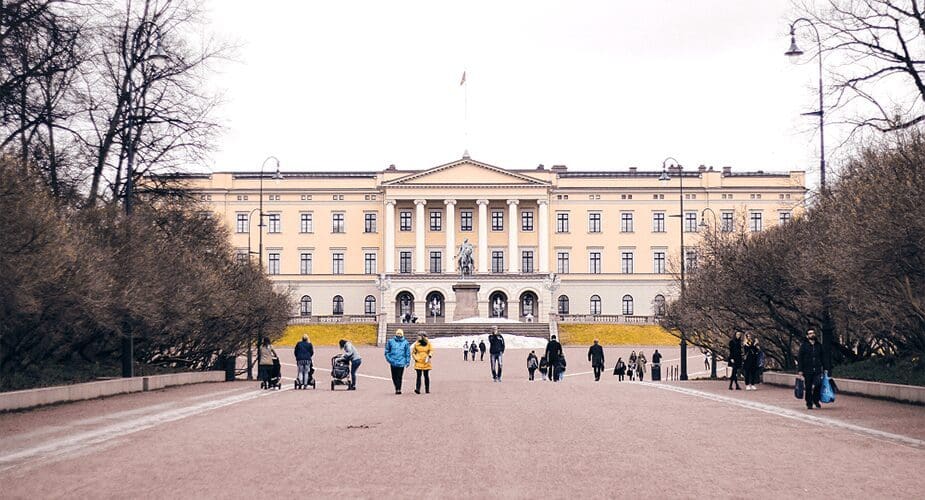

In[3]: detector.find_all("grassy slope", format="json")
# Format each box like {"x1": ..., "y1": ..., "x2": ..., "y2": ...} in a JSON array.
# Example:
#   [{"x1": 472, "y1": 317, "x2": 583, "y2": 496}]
[
  {"x1": 277, "y1": 324, "x2": 378, "y2": 347},
  {"x1": 557, "y1": 324, "x2": 678, "y2": 346}
]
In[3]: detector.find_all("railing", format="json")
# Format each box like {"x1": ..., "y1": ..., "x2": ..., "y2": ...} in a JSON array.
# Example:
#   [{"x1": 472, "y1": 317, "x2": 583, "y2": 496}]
[
  {"x1": 288, "y1": 315, "x2": 379, "y2": 325},
  {"x1": 554, "y1": 314, "x2": 659, "y2": 325}
]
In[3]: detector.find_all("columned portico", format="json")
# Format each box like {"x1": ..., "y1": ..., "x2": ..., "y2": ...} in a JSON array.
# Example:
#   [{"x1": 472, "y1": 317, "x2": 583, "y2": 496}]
[
  {"x1": 444, "y1": 199, "x2": 456, "y2": 273},
  {"x1": 414, "y1": 199, "x2": 427, "y2": 273},
  {"x1": 507, "y1": 199, "x2": 519, "y2": 273},
  {"x1": 476, "y1": 199, "x2": 489, "y2": 273},
  {"x1": 384, "y1": 200, "x2": 396, "y2": 273},
  {"x1": 538, "y1": 199, "x2": 549, "y2": 273}
]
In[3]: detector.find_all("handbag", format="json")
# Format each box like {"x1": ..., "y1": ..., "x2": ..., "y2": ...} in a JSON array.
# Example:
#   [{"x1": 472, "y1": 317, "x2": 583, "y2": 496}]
[
  {"x1": 820, "y1": 371, "x2": 836, "y2": 403},
  {"x1": 794, "y1": 377, "x2": 805, "y2": 399}
]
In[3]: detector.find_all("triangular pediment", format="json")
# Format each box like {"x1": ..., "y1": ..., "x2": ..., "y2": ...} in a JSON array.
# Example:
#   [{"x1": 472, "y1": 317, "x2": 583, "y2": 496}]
[{"x1": 384, "y1": 158, "x2": 549, "y2": 186}]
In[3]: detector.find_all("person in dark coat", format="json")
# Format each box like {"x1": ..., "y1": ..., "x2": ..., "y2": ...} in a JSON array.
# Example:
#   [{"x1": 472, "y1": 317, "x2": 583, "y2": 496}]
[
  {"x1": 728, "y1": 331, "x2": 744, "y2": 390},
  {"x1": 527, "y1": 351, "x2": 539, "y2": 381},
  {"x1": 469, "y1": 340, "x2": 478, "y2": 362},
  {"x1": 743, "y1": 333, "x2": 760, "y2": 391},
  {"x1": 479, "y1": 340, "x2": 487, "y2": 361},
  {"x1": 587, "y1": 339, "x2": 605, "y2": 381},
  {"x1": 554, "y1": 354, "x2": 567, "y2": 382},
  {"x1": 613, "y1": 357, "x2": 626, "y2": 381},
  {"x1": 488, "y1": 327, "x2": 505, "y2": 381},
  {"x1": 539, "y1": 355, "x2": 549, "y2": 381},
  {"x1": 798, "y1": 329, "x2": 825, "y2": 409},
  {"x1": 544, "y1": 335, "x2": 563, "y2": 382},
  {"x1": 294, "y1": 334, "x2": 315, "y2": 386}
]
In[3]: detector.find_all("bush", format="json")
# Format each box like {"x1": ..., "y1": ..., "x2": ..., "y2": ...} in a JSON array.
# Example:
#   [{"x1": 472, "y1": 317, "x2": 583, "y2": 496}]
[{"x1": 832, "y1": 356, "x2": 925, "y2": 387}]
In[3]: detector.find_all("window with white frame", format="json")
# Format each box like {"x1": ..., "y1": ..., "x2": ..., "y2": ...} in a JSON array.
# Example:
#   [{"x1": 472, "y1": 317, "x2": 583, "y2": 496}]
[
  {"x1": 268, "y1": 253, "x2": 280, "y2": 275},
  {"x1": 589, "y1": 251, "x2": 602, "y2": 273},
  {"x1": 779, "y1": 211, "x2": 791, "y2": 225},
  {"x1": 460, "y1": 210, "x2": 473, "y2": 231},
  {"x1": 749, "y1": 211, "x2": 763, "y2": 232},
  {"x1": 300, "y1": 296, "x2": 312, "y2": 316},
  {"x1": 332, "y1": 212, "x2": 345, "y2": 233},
  {"x1": 491, "y1": 250, "x2": 504, "y2": 273},
  {"x1": 364, "y1": 295, "x2": 376, "y2": 315},
  {"x1": 558, "y1": 295, "x2": 570, "y2": 314},
  {"x1": 236, "y1": 213, "x2": 249, "y2": 233},
  {"x1": 556, "y1": 212, "x2": 569, "y2": 233},
  {"x1": 332, "y1": 252, "x2": 344, "y2": 274},
  {"x1": 429, "y1": 210, "x2": 442, "y2": 231},
  {"x1": 521, "y1": 211, "x2": 534, "y2": 231},
  {"x1": 622, "y1": 295, "x2": 634, "y2": 315},
  {"x1": 300, "y1": 253, "x2": 312, "y2": 274},
  {"x1": 430, "y1": 251, "x2": 442, "y2": 273},
  {"x1": 399, "y1": 251, "x2": 412, "y2": 274},
  {"x1": 332, "y1": 295, "x2": 344, "y2": 315},
  {"x1": 364, "y1": 213, "x2": 377, "y2": 233},
  {"x1": 590, "y1": 295, "x2": 602, "y2": 315},
  {"x1": 492, "y1": 210, "x2": 504, "y2": 231},
  {"x1": 684, "y1": 211, "x2": 698, "y2": 232},
  {"x1": 522, "y1": 250, "x2": 534, "y2": 273},
  {"x1": 557, "y1": 252, "x2": 569, "y2": 274},
  {"x1": 268, "y1": 213, "x2": 281, "y2": 233},
  {"x1": 588, "y1": 212, "x2": 601, "y2": 233},
  {"x1": 652, "y1": 212, "x2": 665, "y2": 233},
  {"x1": 621, "y1": 212, "x2": 634, "y2": 232},
  {"x1": 364, "y1": 252, "x2": 377, "y2": 274},
  {"x1": 399, "y1": 211, "x2": 412, "y2": 231},
  {"x1": 300, "y1": 212, "x2": 313, "y2": 233},
  {"x1": 621, "y1": 251, "x2": 634, "y2": 274},
  {"x1": 721, "y1": 211, "x2": 734, "y2": 232},
  {"x1": 653, "y1": 251, "x2": 666, "y2": 274}
]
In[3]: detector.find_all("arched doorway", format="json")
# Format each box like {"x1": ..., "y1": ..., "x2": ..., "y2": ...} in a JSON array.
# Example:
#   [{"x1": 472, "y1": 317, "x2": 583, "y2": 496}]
[
  {"x1": 425, "y1": 291, "x2": 445, "y2": 323},
  {"x1": 489, "y1": 291, "x2": 508, "y2": 318},
  {"x1": 519, "y1": 291, "x2": 538, "y2": 321},
  {"x1": 396, "y1": 291, "x2": 415, "y2": 322}
]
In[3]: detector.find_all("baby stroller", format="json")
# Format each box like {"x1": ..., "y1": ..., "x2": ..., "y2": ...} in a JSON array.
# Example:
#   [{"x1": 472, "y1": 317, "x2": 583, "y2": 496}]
[
  {"x1": 330, "y1": 354, "x2": 353, "y2": 391},
  {"x1": 294, "y1": 360, "x2": 316, "y2": 390},
  {"x1": 261, "y1": 358, "x2": 282, "y2": 390}
]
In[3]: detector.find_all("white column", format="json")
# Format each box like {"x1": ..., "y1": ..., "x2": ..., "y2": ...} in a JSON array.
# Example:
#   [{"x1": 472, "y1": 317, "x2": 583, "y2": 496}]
[
  {"x1": 476, "y1": 199, "x2": 489, "y2": 273},
  {"x1": 538, "y1": 199, "x2": 550, "y2": 273},
  {"x1": 444, "y1": 199, "x2": 456, "y2": 273},
  {"x1": 384, "y1": 200, "x2": 396, "y2": 273},
  {"x1": 414, "y1": 199, "x2": 427, "y2": 273},
  {"x1": 507, "y1": 199, "x2": 519, "y2": 273}
]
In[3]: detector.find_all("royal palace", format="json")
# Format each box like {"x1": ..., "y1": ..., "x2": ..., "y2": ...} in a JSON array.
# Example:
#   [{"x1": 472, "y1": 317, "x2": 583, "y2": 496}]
[{"x1": 182, "y1": 155, "x2": 805, "y2": 338}]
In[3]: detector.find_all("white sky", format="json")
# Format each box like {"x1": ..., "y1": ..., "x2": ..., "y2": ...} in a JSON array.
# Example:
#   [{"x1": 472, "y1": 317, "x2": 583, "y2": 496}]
[{"x1": 203, "y1": 0, "x2": 827, "y2": 190}]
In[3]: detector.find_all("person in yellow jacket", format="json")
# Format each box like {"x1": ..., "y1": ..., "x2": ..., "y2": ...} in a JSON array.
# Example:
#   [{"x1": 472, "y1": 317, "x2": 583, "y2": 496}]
[{"x1": 411, "y1": 333, "x2": 433, "y2": 394}]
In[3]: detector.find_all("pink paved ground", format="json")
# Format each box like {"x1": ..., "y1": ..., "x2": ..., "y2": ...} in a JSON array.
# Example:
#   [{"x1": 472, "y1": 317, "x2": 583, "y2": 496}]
[{"x1": 1, "y1": 345, "x2": 923, "y2": 499}]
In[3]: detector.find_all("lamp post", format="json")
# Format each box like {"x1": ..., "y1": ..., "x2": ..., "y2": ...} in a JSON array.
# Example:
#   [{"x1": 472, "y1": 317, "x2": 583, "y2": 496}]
[
  {"x1": 122, "y1": 21, "x2": 168, "y2": 379},
  {"x1": 659, "y1": 157, "x2": 688, "y2": 380},
  {"x1": 785, "y1": 18, "x2": 826, "y2": 191},
  {"x1": 246, "y1": 156, "x2": 282, "y2": 380},
  {"x1": 698, "y1": 208, "x2": 719, "y2": 379}
]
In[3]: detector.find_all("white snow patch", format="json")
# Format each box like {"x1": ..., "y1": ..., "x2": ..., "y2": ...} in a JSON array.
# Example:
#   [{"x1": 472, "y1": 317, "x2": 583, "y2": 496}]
[
  {"x1": 429, "y1": 334, "x2": 548, "y2": 349},
  {"x1": 451, "y1": 317, "x2": 523, "y2": 324}
]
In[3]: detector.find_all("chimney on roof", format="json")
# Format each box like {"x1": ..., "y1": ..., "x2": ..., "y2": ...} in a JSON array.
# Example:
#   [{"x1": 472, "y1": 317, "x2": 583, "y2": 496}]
[
  {"x1": 551, "y1": 164, "x2": 568, "y2": 173},
  {"x1": 536, "y1": 164, "x2": 545, "y2": 170},
  {"x1": 387, "y1": 164, "x2": 397, "y2": 171},
  {"x1": 629, "y1": 167, "x2": 637, "y2": 174},
  {"x1": 709, "y1": 166, "x2": 714, "y2": 171},
  {"x1": 722, "y1": 166, "x2": 732, "y2": 175},
  {"x1": 698, "y1": 165, "x2": 707, "y2": 172}
]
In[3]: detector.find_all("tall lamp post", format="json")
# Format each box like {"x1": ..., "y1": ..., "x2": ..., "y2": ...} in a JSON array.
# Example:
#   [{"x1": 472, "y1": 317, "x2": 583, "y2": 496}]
[
  {"x1": 785, "y1": 18, "x2": 826, "y2": 191},
  {"x1": 659, "y1": 157, "x2": 688, "y2": 380},
  {"x1": 122, "y1": 21, "x2": 168, "y2": 378},
  {"x1": 246, "y1": 156, "x2": 282, "y2": 380},
  {"x1": 698, "y1": 207, "x2": 718, "y2": 379}
]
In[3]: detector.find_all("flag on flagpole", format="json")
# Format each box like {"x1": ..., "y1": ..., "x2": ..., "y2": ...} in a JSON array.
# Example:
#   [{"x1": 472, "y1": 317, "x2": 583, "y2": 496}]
[{"x1": 459, "y1": 71, "x2": 466, "y2": 86}]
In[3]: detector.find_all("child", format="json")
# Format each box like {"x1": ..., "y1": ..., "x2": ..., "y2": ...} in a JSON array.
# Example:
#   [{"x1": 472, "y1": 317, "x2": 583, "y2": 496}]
[
  {"x1": 539, "y1": 355, "x2": 549, "y2": 381},
  {"x1": 627, "y1": 361, "x2": 636, "y2": 381},
  {"x1": 527, "y1": 351, "x2": 539, "y2": 380},
  {"x1": 555, "y1": 355, "x2": 567, "y2": 382}
]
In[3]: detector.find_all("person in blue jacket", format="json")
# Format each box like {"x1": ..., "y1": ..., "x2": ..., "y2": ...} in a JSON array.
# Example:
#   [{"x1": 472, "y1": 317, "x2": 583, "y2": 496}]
[
  {"x1": 384, "y1": 329, "x2": 411, "y2": 394},
  {"x1": 294, "y1": 334, "x2": 314, "y2": 386}
]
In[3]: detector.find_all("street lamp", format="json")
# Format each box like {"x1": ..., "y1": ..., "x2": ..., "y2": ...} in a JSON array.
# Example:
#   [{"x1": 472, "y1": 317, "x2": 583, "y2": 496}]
[
  {"x1": 659, "y1": 157, "x2": 688, "y2": 380},
  {"x1": 785, "y1": 17, "x2": 826, "y2": 191},
  {"x1": 122, "y1": 21, "x2": 168, "y2": 379},
  {"x1": 697, "y1": 208, "x2": 721, "y2": 380}
]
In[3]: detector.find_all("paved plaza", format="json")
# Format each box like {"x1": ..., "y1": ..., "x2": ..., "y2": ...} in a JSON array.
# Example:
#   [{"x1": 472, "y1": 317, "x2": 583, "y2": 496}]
[{"x1": 1, "y1": 346, "x2": 923, "y2": 498}]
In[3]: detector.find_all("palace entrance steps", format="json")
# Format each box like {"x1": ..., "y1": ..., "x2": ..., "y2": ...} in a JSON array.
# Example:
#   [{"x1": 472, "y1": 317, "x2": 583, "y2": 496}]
[{"x1": 385, "y1": 322, "x2": 551, "y2": 339}]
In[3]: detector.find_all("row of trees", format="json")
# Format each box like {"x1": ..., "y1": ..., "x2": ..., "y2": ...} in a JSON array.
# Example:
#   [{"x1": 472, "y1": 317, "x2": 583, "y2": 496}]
[{"x1": 663, "y1": 130, "x2": 925, "y2": 370}]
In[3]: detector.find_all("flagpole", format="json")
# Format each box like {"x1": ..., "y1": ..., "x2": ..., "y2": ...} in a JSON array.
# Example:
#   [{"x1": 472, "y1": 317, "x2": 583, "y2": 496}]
[{"x1": 461, "y1": 69, "x2": 468, "y2": 157}]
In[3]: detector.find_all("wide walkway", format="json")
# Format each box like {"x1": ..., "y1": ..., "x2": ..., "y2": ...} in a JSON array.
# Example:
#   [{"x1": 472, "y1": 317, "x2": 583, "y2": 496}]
[{"x1": 1, "y1": 346, "x2": 923, "y2": 498}]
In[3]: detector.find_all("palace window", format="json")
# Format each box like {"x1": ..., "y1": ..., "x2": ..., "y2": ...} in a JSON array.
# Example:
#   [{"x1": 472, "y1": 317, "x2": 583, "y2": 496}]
[
  {"x1": 268, "y1": 213, "x2": 281, "y2": 233},
  {"x1": 652, "y1": 212, "x2": 665, "y2": 233},
  {"x1": 522, "y1": 250, "x2": 534, "y2": 273},
  {"x1": 492, "y1": 210, "x2": 504, "y2": 231},
  {"x1": 300, "y1": 212, "x2": 313, "y2": 233},
  {"x1": 332, "y1": 252, "x2": 344, "y2": 274},
  {"x1": 654, "y1": 295, "x2": 666, "y2": 317},
  {"x1": 430, "y1": 251, "x2": 442, "y2": 273},
  {"x1": 268, "y1": 253, "x2": 280, "y2": 275},
  {"x1": 364, "y1": 295, "x2": 376, "y2": 315},
  {"x1": 556, "y1": 212, "x2": 569, "y2": 233},
  {"x1": 589, "y1": 252, "x2": 602, "y2": 274},
  {"x1": 685, "y1": 249, "x2": 698, "y2": 271},
  {"x1": 721, "y1": 211, "x2": 734, "y2": 232},
  {"x1": 590, "y1": 295, "x2": 602, "y2": 315},
  {"x1": 460, "y1": 210, "x2": 473, "y2": 231},
  {"x1": 521, "y1": 210, "x2": 534, "y2": 231},
  {"x1": 749, "y1": 211, "x2": 763, "y2": 232},
  {"x1": 622, "y1": 295, "x2": 634, "y2": 315},
  {"x1": 557, "y1": 252, "x2": 569, "y2": 274},
  {"x1": 300, "y1": 296, "x2": 312, "y2": 316},
  {"x1": 588, "y1": 212, "x2": 601, "y2": 233},
  {"x1": 491, "y1": 251, "x2": 504, "y2": 273},
  {"x1": 430, "y1": 210, "x2": 442, "y2": 231},
  {"x1": 364, "y1": 213, "x2": 377, "y2": 233},
  {"x1": 236, "y1": 213, "x2": 249, "y2": 233},
  {"x1": 558, "y1": 295, "x2": 570, "y2": 314},
  {"x1": 621, "y1": 212, "x2": 634, "y2": 233},
  {"x1": 779, "y1": 211, "x2": 792, "y2": 225},
  {"x1": 684, "y1": 212, "x2": 698, "y2": 232},
  {"x1": 621, "y1": 252, "x2": 634, "y2": 274},
  {"x1": 364, "y1": 253, "x2": 377, "y2": 274},
  {"x1": 399, "y1": 251, "x2": 412, "y2": 274},
  {"x1": 333, "y1": 295, "x2": 344, "y2": 315},
  {"x1": 400, "y1": 211, "x2": 412, "y2": 231},
  {"x1": 300, "y1": 253, "x2": 312, "y2": 275},
  {"x1": 332, "y1": 213, "x2": 345, "y2": 233},
  {"x1": 653, "y1": 251, "x2": 666, "y2": 274},
  {"x1": 235, "y1": 251, "x2": 248, "y2": 266}
]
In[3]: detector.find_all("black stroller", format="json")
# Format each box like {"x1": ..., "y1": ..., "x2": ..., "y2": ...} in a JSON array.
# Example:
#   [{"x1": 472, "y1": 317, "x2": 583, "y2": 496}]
[
  {"x1": 260, "y1": 358, "x2": 282, "y2": 390},
  {"x1": 330, "y1": 355, "x2": 353, "y2": 390},
  {"x1": 294, "y1": 360, "x2": 316, "y2": 390}
]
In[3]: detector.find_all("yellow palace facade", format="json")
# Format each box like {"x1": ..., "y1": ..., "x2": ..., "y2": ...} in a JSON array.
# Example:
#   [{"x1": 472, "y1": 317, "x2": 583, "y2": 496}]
[{"x1": 183, "y1": 155, "x2": 805, "y2": 335}]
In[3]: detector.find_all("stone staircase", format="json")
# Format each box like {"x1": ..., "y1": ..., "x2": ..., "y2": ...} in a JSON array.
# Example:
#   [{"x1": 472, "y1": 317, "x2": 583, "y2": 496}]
[{"x1": 385, "y1": 322, "x2": 550, "y2": 340}]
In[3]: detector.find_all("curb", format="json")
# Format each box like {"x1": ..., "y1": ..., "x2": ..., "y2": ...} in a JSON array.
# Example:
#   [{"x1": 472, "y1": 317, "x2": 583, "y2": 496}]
[
  {"x1": 0, "y1": 371, "x2": 226, "y2": 412},
  {"x1": 763, "y1": 371, "x2": 925, "y2": 405}
]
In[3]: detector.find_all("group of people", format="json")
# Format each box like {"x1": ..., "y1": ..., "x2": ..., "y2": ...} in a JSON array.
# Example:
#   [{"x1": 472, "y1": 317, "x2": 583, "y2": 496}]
[
  {"x1": 726, "y1": 331, "x2": 766, "y2": 391},
  {"x1": 525, "y1": 334, "x2": 566, "y2": 381},
  {"x1": 611, "y1": 350, "x2": 656, "y2": 382},
  {"x1": 462, "y1": 339, "x2": 486, "y2": 361},
  {"x1": 383, "y1": 329, "x2": 433, "y2": 394}
]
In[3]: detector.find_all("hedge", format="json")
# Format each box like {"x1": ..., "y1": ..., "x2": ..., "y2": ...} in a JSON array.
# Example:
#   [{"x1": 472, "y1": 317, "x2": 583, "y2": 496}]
[{"x1": 558, "y1": 324, "x2": 678, "y2": 346}]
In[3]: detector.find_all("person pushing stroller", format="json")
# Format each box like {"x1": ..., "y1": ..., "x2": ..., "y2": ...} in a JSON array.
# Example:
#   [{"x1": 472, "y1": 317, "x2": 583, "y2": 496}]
[{"x1": 294, "y1": 334, "x2": 315, "y2": 389}]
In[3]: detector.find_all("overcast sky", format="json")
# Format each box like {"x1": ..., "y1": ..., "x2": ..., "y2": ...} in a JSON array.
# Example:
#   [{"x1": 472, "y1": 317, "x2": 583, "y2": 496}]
[{"x1": 204, "y1": 0, "x2": 825, "y2": 189}]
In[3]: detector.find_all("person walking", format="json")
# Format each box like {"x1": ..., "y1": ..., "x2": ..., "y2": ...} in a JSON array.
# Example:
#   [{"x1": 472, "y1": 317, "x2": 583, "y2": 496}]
[
  {"x1": 479, "y1": 340, "x2": 487, "y2": 361},
  {"x1": 613, "y1": 357, "x2": 626, "y2": 381},
  {"x1": 539, "y1": 355, "x2": 549, "y2": 381},
  {"x1": 703, "y1": 349, "x2": 711, "y2": 371},
  {"x1": 636, "y1": 352, "x2": 647, "y2": 382},
  {"x1": 728, "y1": 331, "x2": 744, "y2": 390},
  {"x1": 629, "y1": 350, "x2": 637, "y2": 365},
  {"x1": 258, "y1": 337, "x2": 278, "y2": 388},
  {"x1": 294, "y1": 334, "x2": 315, "y2": 387},
  {"x1": 743, "y1": 333, "x2": 760, "y2": 391},
  {"x1": 463, "y1": 341, "x2": 469, "y2": 361},
  {"x1": 652, "y1": 349, "x2": 662, "y2": 381},
  {"x1": 470, "y1": 341, "x2": 478, "y2": 362},
  {"x1": 384, "y1": 329, "x2": 411, "y2": 394},
  {"x1": 554, "y1": 354, "x2": 567, "y2": 381},
  {"x1": 488, "y1": 327, "x2": 505, "y2": 382},
  {"x1": 544, "y1": 335, "x2": 563, "y2": 382},
  {"x1": 527, "y1": 351, "x2": 539, "y2": 380},
  {"x1": 339, "y1": 339, "x2": 362, "y2": 390},
  {"x1": 412, "y1": 333, "x2": 433, "y2": 394},
  {"x1": 627, "y1": 358, "x2": 636, "y2": 381},
  {"x1": 798, "y1": 329, "x2": 825, "y2": 409},
  {"x1": 587, "y1": 339, "x2": 605, "y2": 381}
]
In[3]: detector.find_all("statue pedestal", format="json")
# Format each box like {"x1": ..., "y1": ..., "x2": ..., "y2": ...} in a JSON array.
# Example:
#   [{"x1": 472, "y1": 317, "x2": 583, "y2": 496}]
[{"x1": 452, "y1": 283, "x2": 481, "y2": 320}]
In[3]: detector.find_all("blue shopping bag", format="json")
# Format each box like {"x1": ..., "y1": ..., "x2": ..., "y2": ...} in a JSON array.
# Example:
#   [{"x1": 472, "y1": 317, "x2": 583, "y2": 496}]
[
  {"x1": 794, "y1": 377, "x2": 804, "y2": 399},
  {"x1": 820, "y1": 371, "x2": 836, "y2": 404}
]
